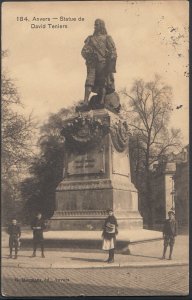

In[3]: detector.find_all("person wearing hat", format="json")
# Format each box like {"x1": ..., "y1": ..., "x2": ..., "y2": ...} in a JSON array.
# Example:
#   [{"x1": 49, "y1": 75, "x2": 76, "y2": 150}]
[
  {"x1": 161, "y1": 209, "x2": 178, "y2": 260},
  {"x1": 31, "y1": 213, "x2": 46, "y2": 258},
  {"x1": 7, "y1": 219, "x2": 21, "y2": 259},
  {"x1": 102, "y1": 209, "x2": 118, "y2": 263}
]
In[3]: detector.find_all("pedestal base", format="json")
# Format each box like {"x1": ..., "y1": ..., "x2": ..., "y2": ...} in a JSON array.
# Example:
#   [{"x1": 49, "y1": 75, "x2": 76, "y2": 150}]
[
  {"x1": 49, "y1": 178, "x2": 143, "y2": 230},
  {"x1": 49, "y1": 211, "x2": 142, "y2": 231}
]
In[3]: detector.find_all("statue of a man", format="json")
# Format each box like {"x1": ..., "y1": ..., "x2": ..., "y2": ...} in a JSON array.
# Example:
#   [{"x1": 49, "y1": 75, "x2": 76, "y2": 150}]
[{"x1": 81, "y1": 19, "x2": 117, "y2": 104}]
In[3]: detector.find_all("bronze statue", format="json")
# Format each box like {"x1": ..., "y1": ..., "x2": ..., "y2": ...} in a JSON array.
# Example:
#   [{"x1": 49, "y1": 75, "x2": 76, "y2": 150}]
[{"x1": 81, "y1": 19, "x2": 117, "y2": 105}]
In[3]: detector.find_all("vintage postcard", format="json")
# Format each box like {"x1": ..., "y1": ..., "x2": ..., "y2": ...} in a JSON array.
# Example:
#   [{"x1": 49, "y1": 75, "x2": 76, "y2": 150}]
[{"x1": 1, "y1": 1, "x2": 189, "y2": 297}]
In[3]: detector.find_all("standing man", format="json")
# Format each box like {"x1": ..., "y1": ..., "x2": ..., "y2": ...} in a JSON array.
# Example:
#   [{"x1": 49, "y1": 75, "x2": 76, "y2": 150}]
[
  {"x1": 161, "y1": 209, "x2": 178, "y2": 260},
  {"x1": 81, "y1": 19, "x2": 117, "y2": 104},
  {"x1": 8, "y1": 219, "x2": 21, "y2": 259},
  {"x1": 31, "y1": 213, "x2": 46, "y2": 258}
]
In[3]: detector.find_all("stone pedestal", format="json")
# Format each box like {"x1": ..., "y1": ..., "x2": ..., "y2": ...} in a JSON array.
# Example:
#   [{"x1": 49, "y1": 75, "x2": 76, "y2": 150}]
[{"x1": 50, "y1": 109, "x2": 143, "y2": 230}]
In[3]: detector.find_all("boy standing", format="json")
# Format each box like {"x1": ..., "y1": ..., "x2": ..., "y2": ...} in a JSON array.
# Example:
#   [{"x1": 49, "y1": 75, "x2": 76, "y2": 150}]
[
  {"x1": 31, "y1": 213, "x2": 46, "y2": 258},
  {"x1": 162, "y1": 209, "x2": 178, "y2": 260},
  {"x1": 8, "y1": 219, "x2": 21, "y2": 259}
]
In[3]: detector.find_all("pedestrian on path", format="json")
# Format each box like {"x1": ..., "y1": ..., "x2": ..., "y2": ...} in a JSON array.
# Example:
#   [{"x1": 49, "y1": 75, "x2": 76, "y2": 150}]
[
  {"x1": 31, "y1": 213, "x2": 46, "y2": 258},
  {"x1": 7, "y1": 219, "x2": 21, "y2": 259},
  {"x1": 161, "y1": 209, "x2": 178, "y2": 260},
  {"x1": 102, "y1": 209, "x2": 118, "y2": 263}
]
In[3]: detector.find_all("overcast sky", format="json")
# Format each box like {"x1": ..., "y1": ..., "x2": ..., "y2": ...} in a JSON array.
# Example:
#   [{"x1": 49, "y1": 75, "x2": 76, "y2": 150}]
[{"x1": 2, "y1": 1, "x2": 189, "y2": 144}]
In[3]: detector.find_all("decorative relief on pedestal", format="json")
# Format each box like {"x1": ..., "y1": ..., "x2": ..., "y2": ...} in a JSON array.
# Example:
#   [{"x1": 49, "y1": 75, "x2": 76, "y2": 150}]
[
  {"x1": 53, "y1": 210, "x2": 108, "y2": 216},
  {"x1": 61, "y1": 110, "x2": 129, "y2": 153},
  {"x1": 61, "y1": 113, "x2": 109, "y2": 150},
  {"x1": 52, "y1": 210, "x2": 108, "y2": 219},
  {"x1": 110, "y1": 120, "x2": 129, "y2": 152},
  {"x1": 51, "y1": 210, "x2": 141, "y2": 220}
]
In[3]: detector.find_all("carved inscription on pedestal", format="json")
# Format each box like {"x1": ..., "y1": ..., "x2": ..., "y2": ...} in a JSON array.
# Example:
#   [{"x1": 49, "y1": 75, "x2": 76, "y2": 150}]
[{"x1": 67, "y1": 148, "x2": 105, "y2": 175}]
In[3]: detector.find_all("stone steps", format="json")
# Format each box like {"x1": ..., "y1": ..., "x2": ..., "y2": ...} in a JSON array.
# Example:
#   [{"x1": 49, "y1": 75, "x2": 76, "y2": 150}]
[{"x1": 2, "y1": 229, "x2": 162, "y2": 251}]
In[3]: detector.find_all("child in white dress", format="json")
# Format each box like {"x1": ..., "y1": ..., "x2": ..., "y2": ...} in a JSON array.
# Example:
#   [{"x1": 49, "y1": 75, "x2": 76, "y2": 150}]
[{"x1": 102, "y1": 209, "x2": 118, "y2": 263}]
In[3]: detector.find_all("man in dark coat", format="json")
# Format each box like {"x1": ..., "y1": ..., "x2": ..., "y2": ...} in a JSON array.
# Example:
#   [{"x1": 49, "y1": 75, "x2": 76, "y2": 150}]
[
  {"x1": 31, "y1": 213, "x2": 46, "y2": 258},
  {"x1": 102, "y1": 209, "x2": 118, "y2": 263},
  {"x1": 81, "y1": 19, "x2": 117, "y2": 104},
  {"x1": 161, "y1": 209, "x2": 178, "y2": 260},
  {"x1": 8, "y1": 219, "x2": 21, "y2": 259}
]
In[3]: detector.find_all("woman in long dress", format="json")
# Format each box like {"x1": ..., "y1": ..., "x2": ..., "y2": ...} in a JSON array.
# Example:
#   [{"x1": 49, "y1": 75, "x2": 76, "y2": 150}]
[{"x1": 102, "y1": 209, "x2": 118, "y2": 263}]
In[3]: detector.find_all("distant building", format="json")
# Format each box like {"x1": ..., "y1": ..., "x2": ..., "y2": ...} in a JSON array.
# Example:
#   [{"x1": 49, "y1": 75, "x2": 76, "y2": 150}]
[
  {"x1": 150, "y1": 161, "x2": 176, "y2": 226},
  {"x1": 174, "y1": 145, "x2": 189, "y2": 227},
  {"x1": 151, "y1": 146, "x2": 189, "y2": 229}
]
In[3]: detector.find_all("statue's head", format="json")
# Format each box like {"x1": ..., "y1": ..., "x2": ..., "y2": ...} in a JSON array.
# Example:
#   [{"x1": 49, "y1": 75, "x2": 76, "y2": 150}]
[{"x1": 94, "y1": 19, "x2": 107, "y2": 35}]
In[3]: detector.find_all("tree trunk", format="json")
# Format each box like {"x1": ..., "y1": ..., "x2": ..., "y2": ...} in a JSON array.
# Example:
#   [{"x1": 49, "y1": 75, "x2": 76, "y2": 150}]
[{"x1": 145, "y1": 151, "x2": 154, "y2": 228}]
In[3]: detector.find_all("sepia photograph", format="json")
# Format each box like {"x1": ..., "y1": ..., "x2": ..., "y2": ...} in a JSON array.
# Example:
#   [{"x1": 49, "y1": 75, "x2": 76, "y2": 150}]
[{"x1": 1, "y1": 0, "x2": 189, "y2": 297}]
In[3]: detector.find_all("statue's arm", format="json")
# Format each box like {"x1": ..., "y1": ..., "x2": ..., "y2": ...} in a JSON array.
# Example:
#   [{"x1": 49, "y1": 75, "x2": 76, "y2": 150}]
[
  {"x1": 106, "y1": 35, "x2": 117, "y2": 73},
  {"x1": 106, "y1": 35, "x2": 117, "y2": 59},
  {"x1": 81, "y1": 36, "x2": 93, "y2": 60}
]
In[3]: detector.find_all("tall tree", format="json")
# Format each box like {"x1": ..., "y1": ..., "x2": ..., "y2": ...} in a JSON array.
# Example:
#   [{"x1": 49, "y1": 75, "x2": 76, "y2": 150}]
[
  {"x1": 21, "y1": 107, "x2": 75, "y2": 222},
  {"x1": 2, "y1": 50, "x2": 35, "y2": 223},
  {"x1": 121, "y1": 75, "x2": 182, "y2": 225}
]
